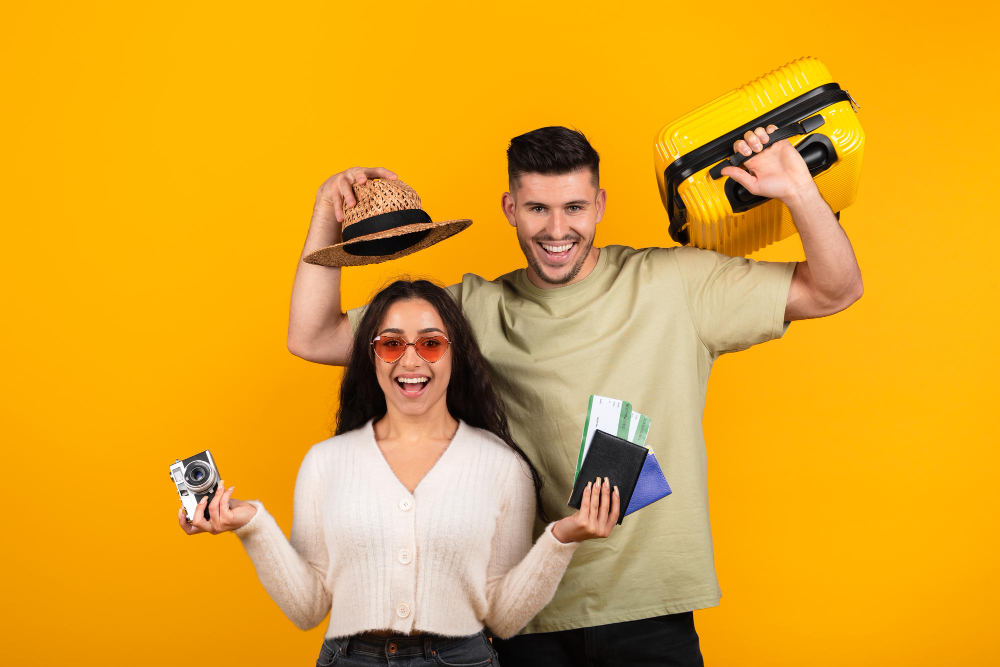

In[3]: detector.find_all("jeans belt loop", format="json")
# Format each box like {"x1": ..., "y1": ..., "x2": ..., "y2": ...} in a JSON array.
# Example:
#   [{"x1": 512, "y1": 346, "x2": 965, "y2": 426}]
[
  {"x1": 340, "y1": 635, "x2": 351, "y2": 657},
  {"x1": 423, "y1": 635, "x2": 433, "y2": 659}
]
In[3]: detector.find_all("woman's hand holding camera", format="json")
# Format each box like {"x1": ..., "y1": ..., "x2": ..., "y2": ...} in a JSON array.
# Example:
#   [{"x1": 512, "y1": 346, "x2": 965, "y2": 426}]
[
  {"x1": 177, "y1": 480, "x2": 257, "y2": 535},
  {"x1": 552, "y1": 476, "x2": 620, "y2": 544}
]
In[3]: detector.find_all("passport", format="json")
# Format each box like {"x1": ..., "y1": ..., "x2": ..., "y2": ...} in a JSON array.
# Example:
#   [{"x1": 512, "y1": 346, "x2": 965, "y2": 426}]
[
  {"x1": 624, "y1": 449, "x2": 672, "y2": 516},
  {"x1": 568, "y1": 429, "x2": 648, "y2": 524}
]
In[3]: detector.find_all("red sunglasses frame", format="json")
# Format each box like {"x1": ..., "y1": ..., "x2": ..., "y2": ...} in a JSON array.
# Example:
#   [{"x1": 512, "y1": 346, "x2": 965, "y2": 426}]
[{"x1": 371, "y1": 334, "x2": 451, "y2": 364}]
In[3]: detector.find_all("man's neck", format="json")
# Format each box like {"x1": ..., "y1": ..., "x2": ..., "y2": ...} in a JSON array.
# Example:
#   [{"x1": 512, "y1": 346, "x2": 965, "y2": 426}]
[{"x1": 526, "y1": 246, "x2": 602, "y2": 290}]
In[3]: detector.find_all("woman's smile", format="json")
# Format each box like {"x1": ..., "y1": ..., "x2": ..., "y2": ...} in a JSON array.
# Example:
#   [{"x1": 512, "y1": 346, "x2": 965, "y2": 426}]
[{"x1": 394, "y1": 373, "x2": 430, "y2": 397}]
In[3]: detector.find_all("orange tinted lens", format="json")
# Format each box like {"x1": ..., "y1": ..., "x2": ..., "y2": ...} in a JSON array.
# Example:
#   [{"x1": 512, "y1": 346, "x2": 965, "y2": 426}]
[
  {"x1": 415, "y1": 335, "x2": 449, "y2": 362},
  {"x1": 373, "y1": 336, "x2": 406, "y2": 362}
]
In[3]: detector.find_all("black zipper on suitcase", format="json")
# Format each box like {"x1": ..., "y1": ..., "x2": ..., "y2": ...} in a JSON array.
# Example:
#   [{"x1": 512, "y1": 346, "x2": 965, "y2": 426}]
[{"x1": 663, "y1": 83, "x2": 853, "y2": 244}]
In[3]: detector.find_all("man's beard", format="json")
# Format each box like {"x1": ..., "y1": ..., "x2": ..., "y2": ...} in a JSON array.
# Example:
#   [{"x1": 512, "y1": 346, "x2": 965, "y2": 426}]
[{"x1": 517, "y1": 231, "x2": 595, "y2": 286}]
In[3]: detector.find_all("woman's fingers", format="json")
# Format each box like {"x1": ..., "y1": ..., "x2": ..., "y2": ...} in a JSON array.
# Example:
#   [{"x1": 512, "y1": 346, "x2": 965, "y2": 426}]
[
  {"x1": 569, "y1": 477, "x2": 622, "y2": 540},
  {"x1": 207, "y1": 481, "x2": 225, "y2": 532},
  {"x1": 578, "y1": 481, "x2": 592, "y2": 519},
  {"x1": 189, "y1": 496, "x2": 212, "y2": 533},
  {"x1": 599, "y1": 477, "x2": 611, "y2": 528},
  {"x1": 588, "y1": 477, "x2": 602, "y2": 530},
  {"x1": 605, "y1": 486, "x2": 621, "y2": 535},
  {"x1": 178, "y1": 507, "x2": 201, "y2": 534},
  {"x1": 219, "y1": 485, "x2": 236, "y2": 527}
]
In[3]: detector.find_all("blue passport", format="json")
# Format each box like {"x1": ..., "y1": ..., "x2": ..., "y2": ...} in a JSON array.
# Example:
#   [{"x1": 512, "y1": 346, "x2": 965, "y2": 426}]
[{"x1": 624, "y1": 450, "x2": 672, "y2": 516}]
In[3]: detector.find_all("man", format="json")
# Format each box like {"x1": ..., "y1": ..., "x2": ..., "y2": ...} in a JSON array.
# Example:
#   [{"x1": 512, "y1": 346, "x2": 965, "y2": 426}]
[{"x1": 285, "y1": 125, "x2": 863, "y2": 665}]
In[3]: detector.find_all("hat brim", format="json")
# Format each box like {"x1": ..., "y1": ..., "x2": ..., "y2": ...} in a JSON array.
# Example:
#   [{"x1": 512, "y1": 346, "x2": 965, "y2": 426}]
[{"x1": 302, "y1": 218, "x2": 472, "y2": 267}]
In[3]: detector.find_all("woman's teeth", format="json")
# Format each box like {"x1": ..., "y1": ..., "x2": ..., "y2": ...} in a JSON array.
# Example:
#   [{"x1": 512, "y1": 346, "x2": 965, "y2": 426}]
[{"x1": 396, "y1": 376, "x2": 429, "y2": 396}]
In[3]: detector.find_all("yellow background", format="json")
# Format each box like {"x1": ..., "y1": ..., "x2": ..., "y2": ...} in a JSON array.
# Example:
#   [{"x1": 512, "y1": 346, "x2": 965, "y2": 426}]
[{"x1": 3, "y1": 2, "x2": 997, "y2": 665}]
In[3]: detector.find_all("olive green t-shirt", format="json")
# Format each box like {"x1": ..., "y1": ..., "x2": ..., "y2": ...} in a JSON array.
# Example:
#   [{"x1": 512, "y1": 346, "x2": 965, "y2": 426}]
[{"x1": 347, "y1": 244, "x2": 796, "y2": 633}]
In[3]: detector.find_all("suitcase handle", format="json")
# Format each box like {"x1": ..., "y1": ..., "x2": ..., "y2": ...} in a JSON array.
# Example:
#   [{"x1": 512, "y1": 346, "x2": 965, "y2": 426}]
[
  {"x1": 724, "y1": 133, "x2": 838, "y2": 214},
  {"x1": 708, "y1": 114, "x2": 826, "y2": 179}
]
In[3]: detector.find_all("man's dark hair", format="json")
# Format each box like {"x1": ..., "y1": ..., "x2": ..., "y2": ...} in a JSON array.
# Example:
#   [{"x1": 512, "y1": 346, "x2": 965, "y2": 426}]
[{"x1": 507, "y1": 126, "x2": 600, "y2": 192}]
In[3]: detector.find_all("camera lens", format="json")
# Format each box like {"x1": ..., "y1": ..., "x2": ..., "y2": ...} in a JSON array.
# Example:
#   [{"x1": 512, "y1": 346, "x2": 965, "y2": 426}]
[{"x1": 184, "y1": 460, "x2": 217, "y2": 494}]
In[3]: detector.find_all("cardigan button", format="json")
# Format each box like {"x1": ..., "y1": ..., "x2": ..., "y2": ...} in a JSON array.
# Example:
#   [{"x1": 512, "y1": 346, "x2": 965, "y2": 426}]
[
  {"x1": 399, "y1": 549, "x2": 412, "y2": 564},
  {"x1": 396, "y1": 602, "x2": 411, "y2": 618},
  {"x1": 398, "y1": 498, "x2": 413, "y2": 511}
]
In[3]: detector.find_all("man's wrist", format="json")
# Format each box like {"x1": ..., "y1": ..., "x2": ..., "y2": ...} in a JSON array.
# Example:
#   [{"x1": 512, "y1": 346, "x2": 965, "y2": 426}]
[
  {"x1": 780, "y1": 180, "x2": 823, "y2": 212},
  {"x1": 302, "y1": 213, "x2": 343, "y2": 255}
]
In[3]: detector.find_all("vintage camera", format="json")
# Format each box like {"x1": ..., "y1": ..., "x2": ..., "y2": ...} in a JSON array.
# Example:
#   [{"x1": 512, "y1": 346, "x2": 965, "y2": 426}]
[{"x1": 170, "y1": 450, "x2": 221, "y2": 522}]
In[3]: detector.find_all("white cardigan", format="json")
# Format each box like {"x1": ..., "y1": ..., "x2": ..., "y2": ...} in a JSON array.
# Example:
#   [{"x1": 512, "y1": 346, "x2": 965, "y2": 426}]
[{"x1": 233, "y1": 418, "x2": 580, "y2": 639}]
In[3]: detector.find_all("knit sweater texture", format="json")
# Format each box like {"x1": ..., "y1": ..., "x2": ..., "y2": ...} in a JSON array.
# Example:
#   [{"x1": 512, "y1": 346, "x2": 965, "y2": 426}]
[{"x1": 233, "y1": 418, "x2": 580, "y2": 639}]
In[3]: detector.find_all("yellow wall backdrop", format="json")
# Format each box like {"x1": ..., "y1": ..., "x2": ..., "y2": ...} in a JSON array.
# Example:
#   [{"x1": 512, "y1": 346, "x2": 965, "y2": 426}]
[{"x1": 3, "y1": 2, "x2": 997, "y2": 665}]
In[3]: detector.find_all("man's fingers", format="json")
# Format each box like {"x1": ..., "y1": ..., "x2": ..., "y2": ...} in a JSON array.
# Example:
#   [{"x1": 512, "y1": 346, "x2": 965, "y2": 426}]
[
  {"x1": 337, "y1": 179, "x2": 356, "y2": 211},
  {"x1": 754, "y1": 127, "x2": 771, "y2": 144},
  {"x1": 364, "y1": 167, "x2": 397, "y2": 181},
  {"x1": 720, "y1": 166, "x2": 756, "y2": 191},
  {"x1": 327, "y1": 183, "x2": 346, "y2": 223},
  {"x1": 743, "y1": 130, "x2": 763, "y2": 151}
]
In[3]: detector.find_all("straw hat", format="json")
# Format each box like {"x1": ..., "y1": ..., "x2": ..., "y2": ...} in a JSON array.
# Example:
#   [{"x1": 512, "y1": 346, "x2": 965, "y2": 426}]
[{"x1": 303, "y1": 179, "x2": 472, "y2": 266}]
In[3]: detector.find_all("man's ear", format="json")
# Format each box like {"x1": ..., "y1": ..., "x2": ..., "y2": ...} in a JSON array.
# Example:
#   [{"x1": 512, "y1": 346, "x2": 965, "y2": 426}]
[
  {"x1": 501, "y1": 191, "x2": 517, "y2": 227},
  {"x1": 595, "y1": 188, "x2": 607, "y2": 224}
]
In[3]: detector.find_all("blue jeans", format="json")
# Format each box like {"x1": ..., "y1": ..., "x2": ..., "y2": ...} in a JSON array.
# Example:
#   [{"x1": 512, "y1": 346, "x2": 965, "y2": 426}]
[
  {"x1": 491, "y1": 611, "x2": 705, "y2": 667},
  {"x1": 316, "y1": 630, "x2": 499, "y2": 667}
]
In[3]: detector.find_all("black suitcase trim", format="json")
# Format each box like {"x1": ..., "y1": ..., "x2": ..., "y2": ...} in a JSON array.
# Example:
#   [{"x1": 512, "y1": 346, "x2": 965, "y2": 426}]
[
  {"x1": 725, "y1": 133, "x2": 838, "y2": 214},
  {"x1": 663, "y1": 83, "x2": 852, "y2": 245}
]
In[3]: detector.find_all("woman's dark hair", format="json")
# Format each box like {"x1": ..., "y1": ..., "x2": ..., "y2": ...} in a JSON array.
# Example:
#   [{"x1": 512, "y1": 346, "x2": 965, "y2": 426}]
[
  {"x1": 507, "y1": 125, "x2": 600, "y2": 192},
  {"x1": 336, "y1": 278, "x2": 549, "y2": 522}
]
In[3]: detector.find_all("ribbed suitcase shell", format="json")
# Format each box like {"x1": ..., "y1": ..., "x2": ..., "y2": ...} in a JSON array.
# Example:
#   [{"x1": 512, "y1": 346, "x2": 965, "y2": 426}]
[{"x1": 654, "y1": 57, "x2": 864, "y2": 256}]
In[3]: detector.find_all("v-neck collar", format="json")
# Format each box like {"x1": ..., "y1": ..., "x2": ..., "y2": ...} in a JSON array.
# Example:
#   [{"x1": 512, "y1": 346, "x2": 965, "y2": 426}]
[{"x1": 367, "y1": 418, "x2": 465, "y2": 497}]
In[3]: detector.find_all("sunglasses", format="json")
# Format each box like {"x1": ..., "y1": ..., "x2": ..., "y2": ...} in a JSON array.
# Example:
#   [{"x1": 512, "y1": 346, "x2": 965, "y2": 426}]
[{"x1": 372, "y1": 334, "x2": 451, "y2": 364}]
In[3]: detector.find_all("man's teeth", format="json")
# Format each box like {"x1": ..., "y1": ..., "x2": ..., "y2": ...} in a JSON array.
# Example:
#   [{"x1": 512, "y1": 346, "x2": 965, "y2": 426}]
[
  {"x1": 397, "y1": 377, "x2": 429, "y2": 384},
  {"x1": 541, "y1": 243, "x2": 574, "y2": 253}
]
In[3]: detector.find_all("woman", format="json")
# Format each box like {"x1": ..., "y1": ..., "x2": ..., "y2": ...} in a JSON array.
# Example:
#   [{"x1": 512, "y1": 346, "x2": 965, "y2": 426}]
[{"x1": 177, "y1": 279, "x2": 620, "y2": 666}]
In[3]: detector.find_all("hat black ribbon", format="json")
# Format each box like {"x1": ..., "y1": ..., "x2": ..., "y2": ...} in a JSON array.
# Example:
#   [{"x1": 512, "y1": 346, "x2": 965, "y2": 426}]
[
  {"x1": 342, "y1": 208, "x2": 432, "y2": 242},
  {"x1": 342, "y1": 208, "x2": 434, "y2": 257}
]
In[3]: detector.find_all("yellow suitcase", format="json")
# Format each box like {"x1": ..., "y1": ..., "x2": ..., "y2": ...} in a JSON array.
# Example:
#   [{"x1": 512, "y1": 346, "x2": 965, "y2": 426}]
[{"x1": 653, "y1": 57, "x2": 864, "y2": 256}]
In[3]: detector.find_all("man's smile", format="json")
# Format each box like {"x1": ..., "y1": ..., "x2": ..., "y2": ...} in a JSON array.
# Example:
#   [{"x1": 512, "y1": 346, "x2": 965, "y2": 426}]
[{"x1": 538, "y1": 240, "x2": 577, "y2": 264}]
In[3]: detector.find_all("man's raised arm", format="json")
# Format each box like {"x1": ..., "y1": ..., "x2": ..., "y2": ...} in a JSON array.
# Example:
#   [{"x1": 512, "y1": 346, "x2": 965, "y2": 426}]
[
  {"x1": 720, "y1": 126, "x2": 863, "y2": 322},
  {"x1": 286, "y1": 167, "x2": 397, "y2": 366}
]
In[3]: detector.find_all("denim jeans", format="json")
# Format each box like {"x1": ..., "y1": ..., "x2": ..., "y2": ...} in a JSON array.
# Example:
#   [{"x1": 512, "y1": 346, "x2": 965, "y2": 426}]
[
  {"x1": 316, "y1": 629, "x2": 499, "y2": 667},
  {"x1": 490, "y1": 611, "x2": 705, "y2": 667}
]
